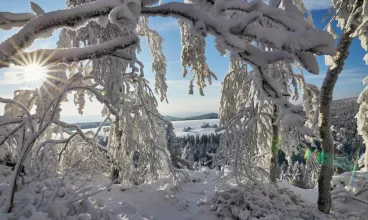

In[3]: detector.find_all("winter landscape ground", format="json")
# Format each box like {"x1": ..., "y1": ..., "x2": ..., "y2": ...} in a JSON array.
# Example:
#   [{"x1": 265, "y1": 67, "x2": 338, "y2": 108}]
[{"x1": 2, "y1": 0, "x2": 368, "y2": 219}]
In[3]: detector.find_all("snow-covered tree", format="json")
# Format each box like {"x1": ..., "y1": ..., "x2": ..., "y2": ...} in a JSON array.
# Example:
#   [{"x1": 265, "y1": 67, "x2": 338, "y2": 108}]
[
  {"x1": 165, "y1": 122, "x2": 193, "y2": 169},
  {"x1": 319, "y1": 0, "x2": 368, "y2": 213},
  {"x1": 218, "y1": 0, "x2": 322, "y2": 184}
]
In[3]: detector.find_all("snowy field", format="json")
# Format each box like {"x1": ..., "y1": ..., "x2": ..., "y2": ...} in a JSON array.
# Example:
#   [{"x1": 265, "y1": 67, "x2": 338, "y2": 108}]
[
  {"x1": 171, "y1": 119, "x2": 220, "y2": 137},
  {"x1": 81, "y1": 119, "x2": 221, "y2": 137}
]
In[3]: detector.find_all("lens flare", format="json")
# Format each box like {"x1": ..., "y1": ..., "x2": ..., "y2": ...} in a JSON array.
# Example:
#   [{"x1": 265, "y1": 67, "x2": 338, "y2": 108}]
[{"x1": 20, "y1": 63, "x2": 47, "y2": 84}]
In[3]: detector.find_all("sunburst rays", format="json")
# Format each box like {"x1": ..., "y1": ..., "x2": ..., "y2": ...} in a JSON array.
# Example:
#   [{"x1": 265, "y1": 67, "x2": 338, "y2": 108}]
[
  {"x1": 19, "y1": 63, "x2": 47, "y2": 86},
  {"x1": 4, "y1": 42, "x2": 66, "y2": 91}
]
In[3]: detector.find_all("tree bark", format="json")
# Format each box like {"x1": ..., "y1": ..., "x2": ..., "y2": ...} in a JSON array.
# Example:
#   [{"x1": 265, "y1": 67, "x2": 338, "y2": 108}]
[
  {"x1": 111, "y1": 115, "x2": 122, "y2": 182},
  {"x1": 317, "y1": 0, "x2": 362, "y2": 211},
  {"x1": 365, "y1": 150, "x2": 368, "y2": 171},
  {"x1": 270, "y1": 105, "x2": 279, "y2": 183}
]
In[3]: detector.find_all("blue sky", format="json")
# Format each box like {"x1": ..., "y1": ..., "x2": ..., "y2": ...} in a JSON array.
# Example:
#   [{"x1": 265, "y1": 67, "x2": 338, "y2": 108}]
[{"x1": 0, "y1": 0, "x2": 366, "y2": 122}]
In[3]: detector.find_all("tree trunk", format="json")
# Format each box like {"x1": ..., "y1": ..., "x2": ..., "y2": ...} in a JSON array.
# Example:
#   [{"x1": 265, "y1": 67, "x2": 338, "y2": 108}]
[
  {"x1": 365, "y1": 147, "x2": 368, "y2": 171},
  {"x1": 270, "y1": 105, "x2": 279, "y2": 183},
  {"x1": 317, "y1": 1, "x2": 362, "y2": 210},
  {"x1": 111, "y1": 115, "x2": 123, "y2": 182}
]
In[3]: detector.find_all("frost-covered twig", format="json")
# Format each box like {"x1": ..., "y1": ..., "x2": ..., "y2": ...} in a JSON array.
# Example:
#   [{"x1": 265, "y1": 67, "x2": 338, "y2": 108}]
[
  {"x1": 332, "y1": 193, "x2": 368, "y2": 206},
  {"x1": 93, "y1": 114, "x2": 111, "y2": 140},
  {"x1": 1, "y1": 74, "x2": 85, "y2": 213},
  {"x1": 67, "y1": 86, "x2": 118, "y2": 115},
  {"x1": 52, "y1": 159, "x2": 84, "y2": 202},
  {"x1": 0, "y1": 122, "x2": 24, "y2": 147},
  {"x1": 53, "y1": 120, "x2": 107, "y2": 153},
  {"x1": 0, "y1": 98, "x2": 34, "y2": 132},
  {"x1": 67, "y1": 178, "x2": 118, "y2": 204}
]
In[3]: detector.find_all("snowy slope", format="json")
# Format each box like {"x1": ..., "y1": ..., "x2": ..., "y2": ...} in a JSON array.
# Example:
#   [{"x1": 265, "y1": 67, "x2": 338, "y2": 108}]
[
  {"x1": 87, "y1": 168, "x2": 221, "y2": 220},
  {"x1": 278, "y1": 180, "x2": 318, "y2": 205}
]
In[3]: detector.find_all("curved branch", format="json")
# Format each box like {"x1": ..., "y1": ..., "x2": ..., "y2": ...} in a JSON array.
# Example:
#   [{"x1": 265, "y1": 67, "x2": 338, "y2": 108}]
[
  {"x1": 0, "y1": 12, "x2": 36, "y2": 30},
  {"x1": 11, "y1": 36, "x2": 139, "y2": 68},
  {"x1": 52, "y1": 120, "x2": 107, "y2": 153},
  {"x1": 0, "y1": 123, "x2": 24, "y2": 146},
  {"x1": 93, "y1": 114, "x2": 110, "y2": 140},
  {"x1": 0, "y1": 97, "x2": 34, "y2": 132},
  {"x1": 213, "y1": 0, "x2": 311, "y2": 31},
  {"x1": 58, "y1": 133, "x2": 79, "y2": 161},
  {"x1": 0, "y1": 0, "x2": 121, "y2": 68},
  {"x1": 141, "y1": 2, "x2": 336, "y2": 73}
]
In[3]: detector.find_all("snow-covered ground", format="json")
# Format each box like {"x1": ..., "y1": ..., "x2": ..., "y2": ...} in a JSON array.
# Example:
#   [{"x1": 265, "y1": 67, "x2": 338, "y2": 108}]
[
  {"x1": 279, "y1": 180, "x2": 318, "y2": 205},
  {"x1": 1, "y1": 162, "x2": 363, "y2": 220},
  {"x1": 87, "y1": 168, "x2": 221, "y2": 220},
  {"x1": 171, "y1": 119, "x2": 220, "y2": 137}
]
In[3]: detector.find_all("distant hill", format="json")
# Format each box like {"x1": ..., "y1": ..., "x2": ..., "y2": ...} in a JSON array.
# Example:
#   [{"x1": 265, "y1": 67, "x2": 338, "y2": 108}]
[
  {"x1": 163, "y1": 116, "x2": 182, "y2": 121},
  {"x1": 163, "y1": 113, "x2": 218, "y2": 121},
  {"x1": 72, "y1": 121, "x2": 110, "y2": 131},
  {"x1": 184, "y1": 113, "x2": 219, "y2": 120}
]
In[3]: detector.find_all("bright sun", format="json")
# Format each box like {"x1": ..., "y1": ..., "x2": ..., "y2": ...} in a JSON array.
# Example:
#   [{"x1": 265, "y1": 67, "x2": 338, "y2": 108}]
[{"x1": 20, "y1": 63, "x2": 47, "y2": 84}]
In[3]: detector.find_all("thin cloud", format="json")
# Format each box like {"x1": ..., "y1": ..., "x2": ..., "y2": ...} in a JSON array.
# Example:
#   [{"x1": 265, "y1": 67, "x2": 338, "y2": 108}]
[
  {"x1": 263, "y1": 0, "x2": 331, "y2": 10},
  {"x1": 158, "y1": 97, "x2": 220, "y2": 116},
  {"x1": 166, "y1": 80, "x2": 221, "y2": 90},
  {"x1": 149, "y1": 19, "x2": 179, "y2": 32},
  {"x1": 303, "y1": 0, "x2": 331, "y2": 10},
  {"x1": 143, "y1": 60, "x2": 181, "y2": 66},
  {"x1": 0, "y1": 94, "x2": 15, "y2": 115},
  {"x1": 305, "y1": 68, "x2": 366, "y2": 80},
  {"x1": 0, "y1": 71, "x2": 24, "y2": 85},
  {"x1": 167, "y1": 60, "x2": 181, "y2": 64}
]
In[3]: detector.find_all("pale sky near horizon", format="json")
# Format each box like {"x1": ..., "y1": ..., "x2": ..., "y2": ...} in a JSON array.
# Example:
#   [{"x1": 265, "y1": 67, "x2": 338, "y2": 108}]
[{"x1": 0, "y1": 0, "x2": 367, "y2": 122}]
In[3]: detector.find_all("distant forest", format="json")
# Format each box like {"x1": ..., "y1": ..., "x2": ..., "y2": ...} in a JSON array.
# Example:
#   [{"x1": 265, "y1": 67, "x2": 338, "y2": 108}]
[
  {"x1": 78, "y1": 97, "x2": 363, "y2": 169},
  {"x1": 169, "y1": 97, "x2": 363, "y2": 174}
]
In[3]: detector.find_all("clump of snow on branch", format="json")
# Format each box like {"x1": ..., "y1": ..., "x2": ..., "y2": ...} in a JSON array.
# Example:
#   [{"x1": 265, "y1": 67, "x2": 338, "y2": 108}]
[{"x1": 199, "y1": 182, "x2": 339, "y2": 219}]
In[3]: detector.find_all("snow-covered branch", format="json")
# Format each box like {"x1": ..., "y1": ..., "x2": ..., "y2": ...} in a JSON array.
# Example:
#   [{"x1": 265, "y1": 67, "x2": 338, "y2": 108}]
[
  {"x1": 0, "y1": 0, "x2": 123, "y2": 68},
  {"x1": 0, "y1": 97, "x2": 34, "y2": 132},
  {"x1": 10, "y1": 36, "x2": 139, "y2": 68},
  {"x1": 213, "y1": 0, "x2": 311, "y2": 31},
  {"x1": 142, "y1": 2, "x2": 336, "y2": 73},
  {"x1": 0, "y1": 12, "x2": 36, "y2": 30}
]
